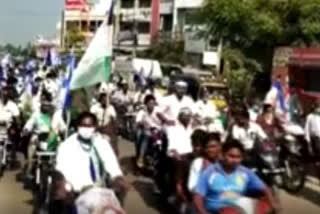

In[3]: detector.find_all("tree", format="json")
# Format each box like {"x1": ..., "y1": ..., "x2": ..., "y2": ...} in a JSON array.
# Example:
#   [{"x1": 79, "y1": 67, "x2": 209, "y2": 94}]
[
  {"x1": 194, "y1": 0, "x2": 320, "y2": 96},
  {"x1": 137, "y1": 39, "x2": 185, "y2": 65},
  {"x1": 65, "y1": 27, "x2": 86, "y2": 49}
]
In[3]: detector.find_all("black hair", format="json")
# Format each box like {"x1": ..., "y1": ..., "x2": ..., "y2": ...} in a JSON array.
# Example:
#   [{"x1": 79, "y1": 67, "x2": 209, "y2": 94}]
[
  {"x1": 262, "y1": 104, "x2": 273, "y2": 113},
  {"x1": 191, "y1": 129, "x2": 208, "y2": 147},
  {"x1": 99, "y1": 93, "x2": 107, "y2": 102},
  {"x1": 144, "y1": 94, "x2": 156, "y2": 105},
  {"x1": 222, "y1": 140, "x2": 245, "y2": 154},
  {"x1": 41, "y1": 89, "x2": 53, "y2": 102},
  {"x1": 238, "y1": 109, "x2": 250, "y2": 120},
  {"x1": 77, "y1": 112, "x2": 98, "y2": 126},
  {"x1": 203, "y1": 132, "x2": 221, "y2": 148}
]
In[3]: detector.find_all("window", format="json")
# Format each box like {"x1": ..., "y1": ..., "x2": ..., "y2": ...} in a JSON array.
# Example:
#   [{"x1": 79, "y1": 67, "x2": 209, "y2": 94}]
[
  {"x1": 304, "y1": 68, "x2": 320, "y2": 92},
  {"x1": 122, "y1": 0, "x2": 134, "y2": 8},
  {"x1": 140, "y1": 0, "x2": 151, "y2": 8},
  {"x1": 66, "y1": 21, "x2": 79, "y2": 30},
  {"x1": 89, "y1": 21, "x2": 97, "y2": 32},
  {"x1": 81, "y1": 21, "x2": 88, "y2": 32},
  {"x1": 138, "y1": 22, "x2": 150, "y2": 34}
]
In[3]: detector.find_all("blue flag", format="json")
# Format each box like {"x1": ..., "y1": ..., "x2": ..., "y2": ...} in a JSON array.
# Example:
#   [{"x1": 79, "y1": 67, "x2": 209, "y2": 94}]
[{"x1": 60, "y1": 54, "x2": 76, "y2": 109}]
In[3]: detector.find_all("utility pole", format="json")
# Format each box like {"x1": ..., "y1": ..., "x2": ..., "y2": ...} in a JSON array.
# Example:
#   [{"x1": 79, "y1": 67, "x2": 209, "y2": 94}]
[
  {"x1": 115, "y1": 0, "x2": 121, "y2": 51},
  {"x1": 133, "y1": 0, "x2": 139, "y2": 57}
]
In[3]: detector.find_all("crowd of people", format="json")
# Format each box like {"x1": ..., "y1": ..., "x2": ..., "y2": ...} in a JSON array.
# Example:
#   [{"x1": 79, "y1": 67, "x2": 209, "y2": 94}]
[{"x1": 0, "y1": 57, "x2": 319, "y2": 214}]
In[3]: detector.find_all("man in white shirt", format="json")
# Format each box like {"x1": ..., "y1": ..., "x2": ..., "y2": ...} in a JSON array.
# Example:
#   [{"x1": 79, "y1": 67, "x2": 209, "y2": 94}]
[
  {"x1": 91, "y1": 93, "x2": 117, "y2": 127},
  {"x1": 161, "y1": 81, "x2": 194, "y2": 124},
  {"x1": 111, "y1": 82, "x2": 132, "y2": 106},
  {"x1": 135, "y1": 94, "x2": 163, "y2": 167},
  {"x1": 167, "y1": 107, "x2": 194, "y2": 157},
  {"x1": 56, "y1": 112, "x2": 128, "y2": 193},
  {"x1": 0, "y1": 86, "x2": 20, "y2": 125},
  {"x1": 194, "y1": 89, "x2": 223, "y2": 134},
  {"x1": 91, "y1": 93, "x2": 118, "y2": 156},
  {"x1": 305, "y1": 102, "x2": 320, "y2": 158},
  {"x1": 231, "y1": 109, "x2": 267, "y2": 151}
]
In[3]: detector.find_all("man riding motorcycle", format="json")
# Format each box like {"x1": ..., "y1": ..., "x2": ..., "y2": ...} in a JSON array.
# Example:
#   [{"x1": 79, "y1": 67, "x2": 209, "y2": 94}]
[
  {"x1": 194, "y1": 89, "x2": 224, "y2": 135},
  {"x1": 193, "y1": 140, "x2": 281, "y2": 214},
  {"x1": 53, "y1": 112, "x2": 130, "y2": 214},
  {"x1": 230, "y1": 109, "x2": 268, "y2": 152},
  {"x1": 91, "y1": 93, "x2": 118, "y2": 156},
  {"x1": 160, "y1": 81, "x2": 195, "y2": 125},
  {"x1": 23, "y1": 93, "x2": 55, "y2": 180},
  {"x1": 135, "y1": 94, "x2": 163, "y2": 168},
  {"x1": 0, "y1": 86, "x2": 20, "y2": 166}
]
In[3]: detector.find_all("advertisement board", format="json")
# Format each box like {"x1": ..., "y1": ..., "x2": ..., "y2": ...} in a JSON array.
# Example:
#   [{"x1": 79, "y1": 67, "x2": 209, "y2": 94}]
[{"x1": 65, "y1": 0, "x2": 89, "y2": 11}]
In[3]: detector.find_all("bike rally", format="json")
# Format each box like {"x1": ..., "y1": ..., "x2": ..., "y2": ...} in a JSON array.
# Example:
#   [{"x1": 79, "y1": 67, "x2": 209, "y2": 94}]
[{"x1": 2, "y1": 0, "x2": 320, "y2": 214}]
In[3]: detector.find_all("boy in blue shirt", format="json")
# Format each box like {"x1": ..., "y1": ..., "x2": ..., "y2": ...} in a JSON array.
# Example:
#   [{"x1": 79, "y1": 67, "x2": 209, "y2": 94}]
[{"x1": 193, "y1": 140, "x2": 280, "y2": 214}]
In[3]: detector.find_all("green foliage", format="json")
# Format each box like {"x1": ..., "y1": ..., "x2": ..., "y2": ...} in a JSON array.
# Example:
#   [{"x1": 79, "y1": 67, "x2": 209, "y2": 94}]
[
  {"x1": 195, "y1": 0, "x2": 320, "y2": 96},
  {"x1": 0, "y1": 43, "x2": 35, "y2": 57},
  {"x1": 137, "y1": 39, "x2": 185, "y2": 65},
  {"x1": 66, "y1": 27, "x2": 86, "y2": 49}
]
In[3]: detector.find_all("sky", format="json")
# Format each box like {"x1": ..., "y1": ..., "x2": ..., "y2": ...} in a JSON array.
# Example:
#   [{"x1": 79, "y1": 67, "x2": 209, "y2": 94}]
[{"x1": 0, "y1": 0, "x2": 64, "y2": 45}]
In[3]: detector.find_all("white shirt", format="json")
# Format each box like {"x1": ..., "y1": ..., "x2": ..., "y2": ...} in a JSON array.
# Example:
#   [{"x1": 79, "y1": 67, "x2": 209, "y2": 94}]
[
  {"x1": 133, "y1": 91, "x2": 148, "y2": 104},
  {"x1": 111, "y1": 90, "x2": 132, "y2": 105},
  {"x1": 56, "y1": 134, "x2": 123, "y2": 192},
  {"x1": 0, "y1": 100, "x2": 20, "y2": 123},
  {"x1": 305, "y1": 113, "x2": 320, "y2": 142},
  {"x1": 231, "y1": 122, "x2": 267, "y2": 150},
  {"x1": 135, "y1": 107, "x2": 163, "y2": 130},
  {"x1": 249, "y1": 109, "x2": 259, "y2": 122},
  {"x1": 167, "y1": 122, "x2": 193, "y2": 155},
  {"x1": 188, "y1": 157, "x2": 204, "y2": 192},
  {"x1": 90, "y1": 103, "x2": 117, "y2": 126},
  {"x1": 161, "y1": 94, "x2": 194, "y2": 121},
  {"x1": 264, "y1": 87, "x2": 278, "y2": 106},
  {"x1": 194, "y1": 100, "x2": 219, "y2": 119}
]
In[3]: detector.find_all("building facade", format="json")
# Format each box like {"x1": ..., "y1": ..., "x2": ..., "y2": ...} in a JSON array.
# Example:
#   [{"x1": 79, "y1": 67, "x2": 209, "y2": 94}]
[{"x1": 60, "y1": 0, "x2": 205, "y2": 50}]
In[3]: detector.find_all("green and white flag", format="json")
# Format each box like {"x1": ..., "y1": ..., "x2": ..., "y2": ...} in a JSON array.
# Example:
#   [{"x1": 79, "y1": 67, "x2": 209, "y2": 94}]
[{"x1": 70, "y1": 0, "x2": 114, "y2": 90}]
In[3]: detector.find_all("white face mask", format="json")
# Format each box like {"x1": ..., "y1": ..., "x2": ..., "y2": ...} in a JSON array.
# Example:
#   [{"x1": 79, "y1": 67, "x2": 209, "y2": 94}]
[{"x1": 78, "y1": 127, "x2": 95, "y2": 140}]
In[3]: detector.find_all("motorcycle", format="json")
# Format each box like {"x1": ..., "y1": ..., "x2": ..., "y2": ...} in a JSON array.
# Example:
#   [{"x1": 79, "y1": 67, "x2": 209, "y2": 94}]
[
  {"x1": 32, "y1": 133, "x2": 57, "y2": 214},
  {"x1": 0, "y1": 121, "x2": 14, "y2": 177},
  {"x1": 278, "y1": 123, "x2": 306, "y2": 193},
  {"x1": 249, "y1": 138, "x2": 284, "y2": 196},
  {"x1": 143, "y1": 128, "x2": 165, "y2": 176}
]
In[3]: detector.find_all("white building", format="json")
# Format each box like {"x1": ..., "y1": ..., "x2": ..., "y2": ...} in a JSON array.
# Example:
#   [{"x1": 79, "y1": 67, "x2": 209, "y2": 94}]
[{"x1": 60, "y1": 0, "x2": 205, "y2": 50}]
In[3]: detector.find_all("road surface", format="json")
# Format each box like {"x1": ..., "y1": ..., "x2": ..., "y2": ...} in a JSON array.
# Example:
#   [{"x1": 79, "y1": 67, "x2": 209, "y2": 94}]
[{"x1": 1, "y1": 138, "x2": 320, "y2": 214}]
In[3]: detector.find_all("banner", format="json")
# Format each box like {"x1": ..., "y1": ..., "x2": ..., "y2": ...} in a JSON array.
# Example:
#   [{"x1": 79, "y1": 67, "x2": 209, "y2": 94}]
[{"x1": 65, "y1": 0, "x2": 89, "y2": 11}]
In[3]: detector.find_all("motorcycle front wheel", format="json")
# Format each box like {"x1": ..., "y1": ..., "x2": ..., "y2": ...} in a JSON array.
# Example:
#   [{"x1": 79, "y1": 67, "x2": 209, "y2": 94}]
[
  {"x1": 0, "y1": 149, "x2": 4, "y2": 177},
  {"x1": 283, "y1": 155, "x2": 306, "y2": 193}
]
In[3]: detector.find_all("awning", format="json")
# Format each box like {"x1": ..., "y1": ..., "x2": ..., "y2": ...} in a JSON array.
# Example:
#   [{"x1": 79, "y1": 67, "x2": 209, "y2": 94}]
[{"x1": 289, "y1": 49, "x2": 320, "y2": 67}]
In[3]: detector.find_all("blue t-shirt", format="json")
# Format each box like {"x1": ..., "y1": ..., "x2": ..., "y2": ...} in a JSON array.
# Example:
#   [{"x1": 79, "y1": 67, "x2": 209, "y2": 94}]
[{"x1": 195, "y1": 162, "x2": 266, "y2": 212}]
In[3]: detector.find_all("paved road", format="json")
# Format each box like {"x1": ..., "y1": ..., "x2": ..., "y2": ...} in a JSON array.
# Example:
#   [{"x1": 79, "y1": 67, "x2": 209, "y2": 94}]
[{"x1": 1, "y1": 138, "x2": 320, "y2": 214}]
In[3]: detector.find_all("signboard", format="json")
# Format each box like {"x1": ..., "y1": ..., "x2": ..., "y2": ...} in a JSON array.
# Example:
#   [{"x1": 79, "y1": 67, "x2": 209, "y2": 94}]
[
  {"x1": 184, "y1": 31, "x2": 206, "y2": 54},
  {"x1": 203, "y1": 51, "x2": 218, "y2": 66},
  {"x1": 65, "y1": 0, "x2": 89, "y2": 11},
  {"x1": 175, "y1": 0, "x2": 204, "y2": 8}
]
